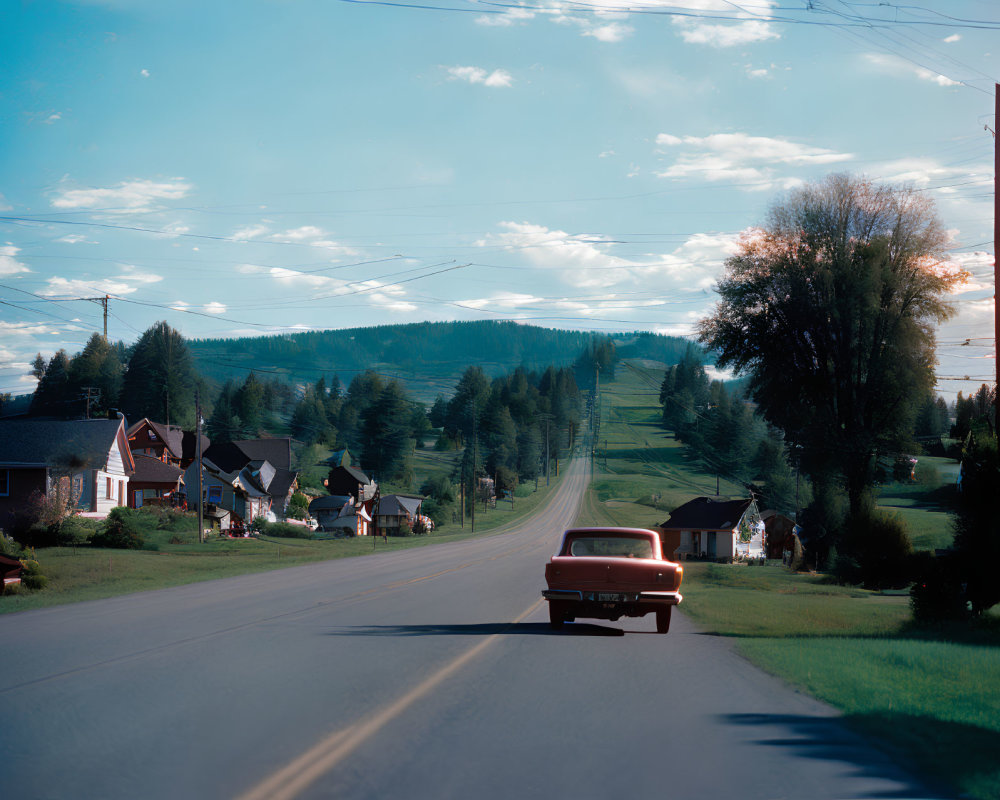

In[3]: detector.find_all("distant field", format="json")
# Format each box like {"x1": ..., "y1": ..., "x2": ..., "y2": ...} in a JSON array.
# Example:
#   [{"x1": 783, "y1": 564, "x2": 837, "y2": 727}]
[{"x1": 575, "y1": 360, "x2": 999, "y2": 800}]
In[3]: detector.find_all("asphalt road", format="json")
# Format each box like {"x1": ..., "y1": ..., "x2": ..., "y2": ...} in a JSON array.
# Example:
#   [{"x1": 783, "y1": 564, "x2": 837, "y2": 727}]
[{"x1": 1, "y1": 460, "x2": 944, "y2": 799}]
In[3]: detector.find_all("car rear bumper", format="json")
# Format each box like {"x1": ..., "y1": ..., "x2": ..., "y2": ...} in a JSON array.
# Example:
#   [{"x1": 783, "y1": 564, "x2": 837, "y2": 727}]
[{"x1": 542, "y1": 589, "x2": 683, "y2": 606}]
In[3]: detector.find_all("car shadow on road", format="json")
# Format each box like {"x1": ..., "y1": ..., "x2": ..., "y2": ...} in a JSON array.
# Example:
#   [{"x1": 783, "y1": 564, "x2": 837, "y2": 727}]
[
  {"x1": 327, "y1": 622, "x2": 625, "y2": 637},
  {"x1": 721, "y1": 712, "x2": 965, "y2": 799}
]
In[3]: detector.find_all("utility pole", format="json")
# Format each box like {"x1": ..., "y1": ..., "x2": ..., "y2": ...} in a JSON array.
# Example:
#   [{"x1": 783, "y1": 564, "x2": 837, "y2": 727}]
[
  {"x1": 83, "y1": 295, "x2": 109, "y2": 341},
  {"x1": 81, "y1": 386, "x2": 99, "y2": 419},
  {"x1": 471, "y1": 404, "x2": 477, "y2": 533},
  {"x1": 994, "y1": 83, "x2": 999, "y2": 395},
  {"x1": 196, "y1": 389, "x2": 204, "y2": 544}
]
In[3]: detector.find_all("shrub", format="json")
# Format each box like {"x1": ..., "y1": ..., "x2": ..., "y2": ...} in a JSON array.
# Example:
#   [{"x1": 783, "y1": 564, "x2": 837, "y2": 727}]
[
  {"x1": 911, "y1": 553, "x2": 969, "y2": 623},
  {"x1": 287, "y1": 492, "x2": 310, "y2": 520},
  {"x1": 90, "y1": 507, "x2": 145, "y2": 550},
  {"x1": 255, "y1": 521, "x2": 315, "y2": 539},
  {"x1": 396, "y1": 519, "x2": 414, "y2": 537},
  {"x1": 57, "y1": 515, "x2": 97, "y2": 545},
  {"x1": 20, "y1": 559, "x2": 48, "y2": 591},
  {"x1": 420, "y1": 474, "x2": 455, "y2": 504},
  {"x1": 843, "y1": 510, "x2": 914, "y2": 590},
  {"x1": 420, "y1": 497, "x2": 447, "y2": 527}
]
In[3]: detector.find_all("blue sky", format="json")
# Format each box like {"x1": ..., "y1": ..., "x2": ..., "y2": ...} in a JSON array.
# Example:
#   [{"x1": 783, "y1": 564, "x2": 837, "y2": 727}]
[{"x1": 1, "y1": 0, "x2": 996, "y2": 401}]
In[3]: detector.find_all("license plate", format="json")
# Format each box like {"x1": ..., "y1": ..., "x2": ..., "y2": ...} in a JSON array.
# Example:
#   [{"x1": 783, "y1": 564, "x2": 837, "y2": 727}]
[{"x1": 597, "y1": 592, "x2": 622, "y2": 602}]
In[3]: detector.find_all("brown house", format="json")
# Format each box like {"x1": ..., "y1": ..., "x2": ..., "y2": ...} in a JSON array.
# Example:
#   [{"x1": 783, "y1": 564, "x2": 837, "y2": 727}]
[{"x1": 129, "y1": 454, "x2": 185, "y2": 509}]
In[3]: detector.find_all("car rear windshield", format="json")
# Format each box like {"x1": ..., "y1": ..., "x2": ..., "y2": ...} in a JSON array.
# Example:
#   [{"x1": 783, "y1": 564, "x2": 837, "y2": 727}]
[{"x1": 563, "y1": 536, "x2": 653, "y2": 558}]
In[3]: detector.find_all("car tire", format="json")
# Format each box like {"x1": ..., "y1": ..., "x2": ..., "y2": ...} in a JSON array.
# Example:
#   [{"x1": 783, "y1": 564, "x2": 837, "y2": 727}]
[
  {"x1": 656, "y1": 606, "x2": 672, "y2": 634},
  {"x1": 548, "y1": 602, "x2": 565, "y2": 630}
]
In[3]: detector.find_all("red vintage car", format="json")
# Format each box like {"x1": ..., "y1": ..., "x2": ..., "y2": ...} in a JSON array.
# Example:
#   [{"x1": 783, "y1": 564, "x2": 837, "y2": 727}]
[{"x1": 543, "y1": 527, "x2": 684, "y2": 633}]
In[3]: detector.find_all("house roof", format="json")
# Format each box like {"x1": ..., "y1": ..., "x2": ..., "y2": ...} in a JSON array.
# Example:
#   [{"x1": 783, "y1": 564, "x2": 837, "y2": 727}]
[
  {"x1": 127, "y1": 418, "x2": 185, "y2": 457},
  {"x1": 233, "y1": 438, "x2": 291, "y2": 471},
  {"x1": 309, "y1": 494, "x2": 353, "y2": 512},
  {"x1": 326, "y1": 448, "x2": 351, "y2": 467},
  {"x1": 0, "y1": 418, "x2": 130, "y2": 473},
  {"x1": 132, "y1": 454, "x2": 185, "y2": 484},
  {"x1": 660, "y1": 497, "x2": 755, "y2": 532},
  {"x1": 378, "y1": 494, "x2": 422, "y2": 516},
  {"x1": 203, "y1": 438, "x2": 293, "y2": 475},
  {"x1": 329, "y1": 464, "x2": 371, "y2": 485}
]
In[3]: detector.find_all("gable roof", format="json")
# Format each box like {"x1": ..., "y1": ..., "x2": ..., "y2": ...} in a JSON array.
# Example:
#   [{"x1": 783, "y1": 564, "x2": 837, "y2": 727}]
[
  {"x1": 309, "y1": 494, "x2": 353, "y2": 512},
  {"x1": 660, "y1": 497, "x2": 755, "y2": 532},
  {"x1": 203, "y1": 438, "x2": 292, "y2": 474},
  {"x1": 127, "y1": 418, "x2": 185, "y2": 458},
  {"x1": 132, "y1": 454, "x2": 185, "y2": 484},
  {"x1": 233, "y1": 438, "x2": 291, "y2": 471},
  {"x1": 331, "y1": 464, "x2": 371, "y2": 484},
  {"x1": 0, "y1": 417, "x2": 131, "y2": 473},
  {"x1": 378, "y1": 494, "x2": 422, "y2": 517}
]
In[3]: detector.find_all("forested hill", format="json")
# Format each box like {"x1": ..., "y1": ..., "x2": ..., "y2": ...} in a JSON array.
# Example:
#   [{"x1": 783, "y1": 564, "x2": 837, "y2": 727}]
[{"x1": 188, "y1": 321, "x2": 694, "y2": 401}]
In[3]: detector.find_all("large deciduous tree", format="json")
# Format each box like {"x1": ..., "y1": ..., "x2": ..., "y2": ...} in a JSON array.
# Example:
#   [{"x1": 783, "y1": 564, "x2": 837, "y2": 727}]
[{"x1": 698, "y1": 174, "x2": 963, "y2": 520}]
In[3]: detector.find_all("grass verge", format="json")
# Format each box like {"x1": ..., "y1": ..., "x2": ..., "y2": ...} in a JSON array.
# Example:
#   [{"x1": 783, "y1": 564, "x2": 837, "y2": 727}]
[{"x1": 576, "y1": 359, "x2": 998, "y2": 800}]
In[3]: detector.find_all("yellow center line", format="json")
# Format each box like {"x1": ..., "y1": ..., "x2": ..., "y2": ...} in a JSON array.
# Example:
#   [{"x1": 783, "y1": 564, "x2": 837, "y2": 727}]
[{"x1": 235, "y1": 598, "x2": 545, "y2": 800}]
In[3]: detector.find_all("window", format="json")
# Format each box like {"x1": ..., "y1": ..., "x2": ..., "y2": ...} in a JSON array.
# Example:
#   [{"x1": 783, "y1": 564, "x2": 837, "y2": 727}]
[
  {"x1": 106, "y1": 477, "x2": 113, "y2": 499},
  {"x1": 0, "y1": 469, "x2": 9, "y2": 497},
  {"x1": 207, "y1": 485, "x2": 223, "y2": 503}
]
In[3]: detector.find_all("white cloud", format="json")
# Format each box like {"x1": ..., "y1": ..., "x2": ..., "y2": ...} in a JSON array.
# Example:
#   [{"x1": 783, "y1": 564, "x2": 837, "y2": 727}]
[
  {"x1": 475, "y1": 222, "x2": 741, "y2": 292},
  {"x1": 583, "y1": 22, "x2": 634, "y2": 43},
  {"x1": 140, "y1": 69, "x2": 150, "y2": 78},
  {"x1": 654, "y1": 132, "x2": 853, "y2": 188},
  {"x1": 56, "y1": 234, "x2": 98, "y2": 245},
  {"x1": 864, "y1": 53, "x2": 960, "y2": 87},
  {"x1": 675, "y1": 19, "x2": 778, "y2": 47},
  {"x1": 943, "y1": 34, "x2": 961, "y2": 43},
  {"x1": 40, "y1": 266, "x2": 163, "y2": 297},
  {"x1": 476, "y1": 5, "x2": 537, "y2": 26},
  {"x1": 203, "y1": 301, "x2": 227, "y2": 314},
  {"x1": 51, "y1": 178, "x2": 191, "y2": 212},
  {"x1": 745, "y1": 65, "x2": 769, "y2": 79},
  {"x1": 874, "y1": 156, "x2": 991, "y2": 189},
  {"x1": 667, "y1": 0, "x2": 779, "y2": 47},
  {"x1": 446, "y1": 66, "x2": 514, "y2": 88},
  {"x1": 0, "y1": 244, "x2": 31, "y2": 277},
  {"x1": 25, "y1": 110, "x2": 63, "y2": 125},
  {"x1": 272, "y1": 225, "x2": 326, "y2": 241},
  {"x1": 233, "y1": 224, "x2": 270, "y2": 241},
  {"x1": 0, "y1": 320, "x2": 57, "y2": 338}
]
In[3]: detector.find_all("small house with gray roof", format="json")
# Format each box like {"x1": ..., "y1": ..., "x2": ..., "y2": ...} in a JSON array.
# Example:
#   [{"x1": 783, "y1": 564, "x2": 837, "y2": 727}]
[
  {"x1": 658, "y1": 496, "x2": 763, "y2": 561},
  {"x1": 0, "y1": 416, "x2": 134, "y2": 520}
]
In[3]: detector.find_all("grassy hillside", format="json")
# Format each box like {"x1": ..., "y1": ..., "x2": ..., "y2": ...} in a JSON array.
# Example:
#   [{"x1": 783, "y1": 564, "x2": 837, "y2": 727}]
[
  {"x1": 188, "y1": 321, "x2": 694, "y2": 403},
  {"x1": 576, "y1": 359, "x2": 999, "y2": 800}
]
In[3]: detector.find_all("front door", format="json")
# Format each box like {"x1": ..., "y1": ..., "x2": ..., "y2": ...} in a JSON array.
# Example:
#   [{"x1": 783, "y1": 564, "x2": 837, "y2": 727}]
[{"x1": 134, "y1": 489, "x2": 143, "y2": 508}]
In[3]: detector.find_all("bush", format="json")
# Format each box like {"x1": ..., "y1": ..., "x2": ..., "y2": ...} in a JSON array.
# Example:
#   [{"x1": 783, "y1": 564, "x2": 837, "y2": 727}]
[
  {"x1": 396, "y1": 519, "x2": 414, "y2": 537},
  {"x1": 287, "y1": 492, "x2": 310, "y2": 520},
  {"x1": 20, "y1": 559, "x2": 48, "y2": 591},
  {"x1": 57, "y1": 515, "x2": 98, "y2": 545},
  {"x1": 255, "y1": 521, "x2": 315, "y2": 539},
  {"x1": 911, "y1": 553, "x2": 969, "y2": 623},
  {"x1": 420, "y1": 497, "x2": 448, "y2": 527},
  {"x1": 843, "y1": 510, "x2": 914, "y2": 590},
  {"x1": 90, "y1": 507, "x2": 145, "y2": 550},
  {"x1": 419, "y1": 474, "x2": 455, "y2": 504}
]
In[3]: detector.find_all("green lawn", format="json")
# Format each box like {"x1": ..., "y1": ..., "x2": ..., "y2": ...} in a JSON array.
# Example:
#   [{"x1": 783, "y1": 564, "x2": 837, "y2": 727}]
[{"x1": 576, "y1": 360, "x2": 999, "y2": 800}]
